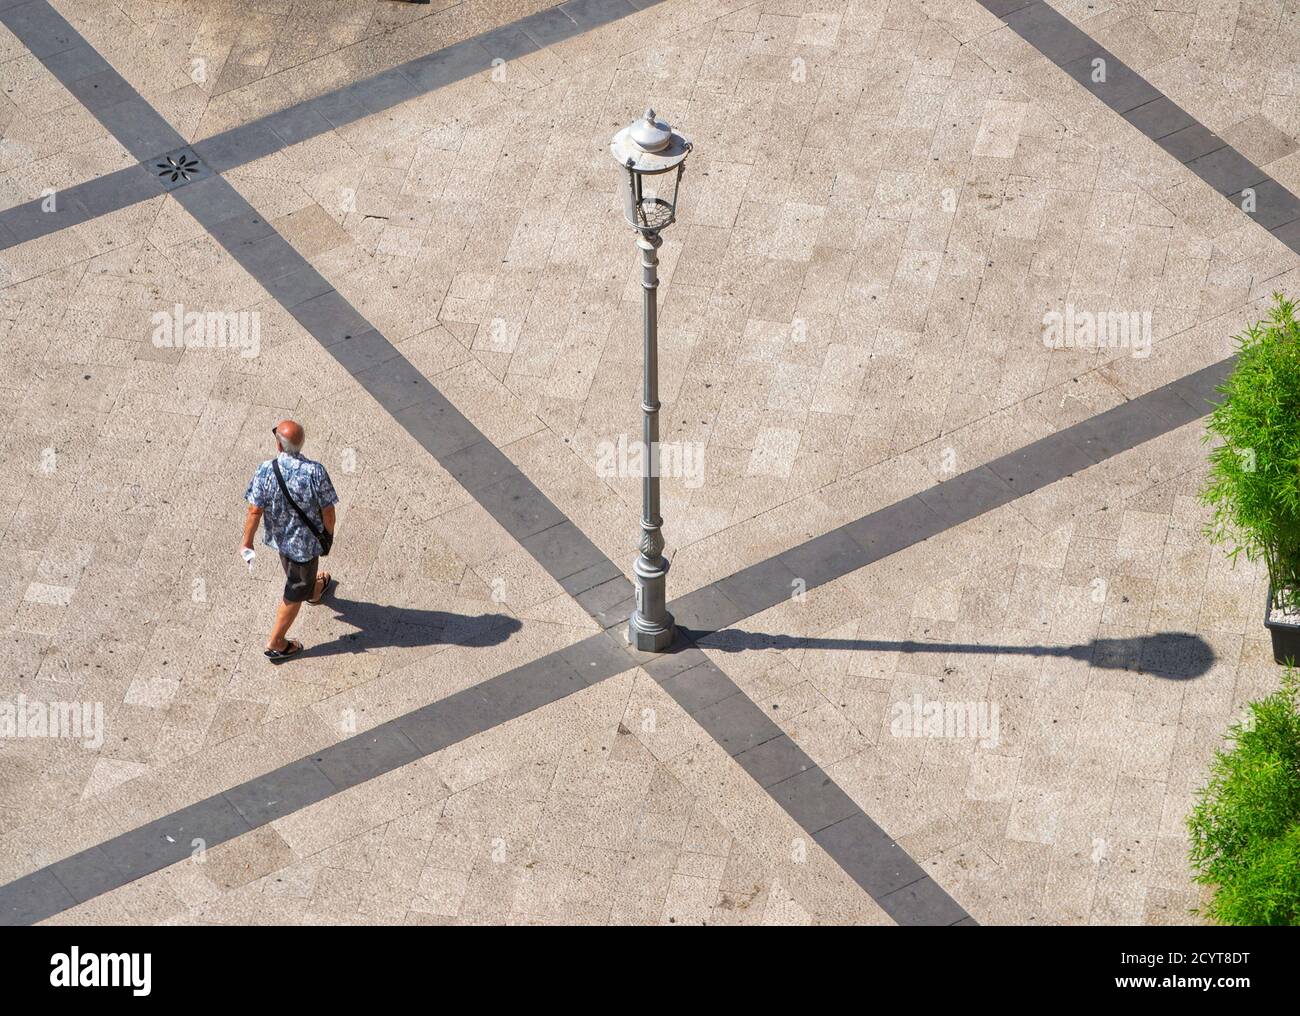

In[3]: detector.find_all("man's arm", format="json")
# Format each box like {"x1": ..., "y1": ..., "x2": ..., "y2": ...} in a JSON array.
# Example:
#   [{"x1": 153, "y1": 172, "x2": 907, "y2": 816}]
[
  {"x1": 242, "y1": 505, "x2": 263, "y2": 551},
  {"x1": 321, "y1": 504, "x2": 336, "y2": 535}
]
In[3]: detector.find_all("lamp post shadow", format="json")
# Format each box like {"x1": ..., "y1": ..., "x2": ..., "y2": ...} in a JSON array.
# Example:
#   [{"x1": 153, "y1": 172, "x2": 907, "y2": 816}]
[
  {"x1": 297, "y1": 596, "x2": 522, "y2": 659},
  {"x1": 680, "y1": 629, "x2": 1216, "y2": 680}
]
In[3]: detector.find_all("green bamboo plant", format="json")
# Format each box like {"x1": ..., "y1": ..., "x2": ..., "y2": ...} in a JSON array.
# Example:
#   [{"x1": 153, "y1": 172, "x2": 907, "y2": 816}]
[
  {"x1": 1187, "y1": 670, "x2": 1300, "y2": 925},
  {"x1": 1200, "y1": 293, "x2": 1300, "y2": 611}
]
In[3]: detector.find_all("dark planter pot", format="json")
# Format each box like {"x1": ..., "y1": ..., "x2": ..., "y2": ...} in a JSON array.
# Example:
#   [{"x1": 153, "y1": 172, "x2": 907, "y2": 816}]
[{"x1": 1265, "y1": 587, "x2": 1300, "y2": 665}]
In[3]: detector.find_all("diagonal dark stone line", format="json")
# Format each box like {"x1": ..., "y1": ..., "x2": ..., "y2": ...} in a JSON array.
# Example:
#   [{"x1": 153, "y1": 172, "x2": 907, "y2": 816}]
[
  {"x1": 164, "y1": 174, "x2": 627, "y2": 607},
  {"x1": 980, "y1": 0, "x2": 1300, "y2": 240},
  {"x1": 0, "y1": 0, "x2": 1277, "y2": 929},
  {"x1": 0, "y1": 0, "x2": 662, "y2": 251},
  {"x1": 0, "y1": 629, "x2": 631, "y2": 927},
  {"x1": 666, "y1": 360, "x2": 1236, "y2": 631}
]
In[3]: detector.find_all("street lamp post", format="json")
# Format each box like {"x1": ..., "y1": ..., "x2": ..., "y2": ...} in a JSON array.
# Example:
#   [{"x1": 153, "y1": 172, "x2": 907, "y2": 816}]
[{"x1": 610, "y1": 109, "x2": 691, "y2": 653}]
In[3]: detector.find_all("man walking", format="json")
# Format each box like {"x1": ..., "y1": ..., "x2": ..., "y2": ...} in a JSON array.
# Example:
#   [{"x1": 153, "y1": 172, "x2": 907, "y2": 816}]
[{"x1": 241, "y1": 420, "x2": 339, "y2": 661}]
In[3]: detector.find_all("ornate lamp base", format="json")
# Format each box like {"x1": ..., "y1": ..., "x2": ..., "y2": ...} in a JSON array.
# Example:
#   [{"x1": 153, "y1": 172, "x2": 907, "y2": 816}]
[
  {"x1": 629, "y1": 609, "x2": 675, "y2": 652},
  {"x1": 628, "y1": 551, "x2": 674, "y2": 652}
]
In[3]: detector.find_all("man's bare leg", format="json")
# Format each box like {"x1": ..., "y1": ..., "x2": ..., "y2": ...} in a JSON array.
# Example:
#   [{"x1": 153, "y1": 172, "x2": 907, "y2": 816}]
[{"x1": 267, "y1": 598, "x2": 304, "y2": 651}]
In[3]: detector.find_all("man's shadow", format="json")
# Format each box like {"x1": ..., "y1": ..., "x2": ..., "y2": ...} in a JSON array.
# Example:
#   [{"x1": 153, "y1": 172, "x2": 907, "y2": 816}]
[
  {"x1": 299, "y1": 595, "x2": 522, "y2": 658},
  {"x1": 683, "y1": 629, "x2": 1216, "y2": 680}
]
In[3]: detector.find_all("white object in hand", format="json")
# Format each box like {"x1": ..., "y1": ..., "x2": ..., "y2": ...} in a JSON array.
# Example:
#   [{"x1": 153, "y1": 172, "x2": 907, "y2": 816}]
[{"x1": 241, "y1": 548, "x2": 255, "y2": 572}]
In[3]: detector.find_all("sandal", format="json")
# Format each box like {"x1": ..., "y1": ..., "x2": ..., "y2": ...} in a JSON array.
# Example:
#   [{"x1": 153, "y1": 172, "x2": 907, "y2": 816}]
[
  {"x1": 264, "y1": 639, "x2": 304, "y2": 662},
  {"x1": 307, "y1": 572, "x2": 334, "y2": 606}
]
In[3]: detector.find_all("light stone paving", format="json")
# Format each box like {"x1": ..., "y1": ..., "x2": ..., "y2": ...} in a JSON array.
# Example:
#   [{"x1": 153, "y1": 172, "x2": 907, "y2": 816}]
[
  {"x1": 0, "y1": 22, "x2": 136, "y2": 205},
  {"x1": 0, "y1": 192, "x2": 603, "y2": 886},
  {"x1": 1040, "y1": 0, "x2": 1300, "y2": 182},
  {"x1": 207, "y1": 0, "x2": 1300, "y2": 600},
  {"x1": 42, "y1": 671, "x2": 889, "y2": 925},
  {"x1": 50, "y1": 0, "x2": 562, "y2": 139},
  {"x1": 2, "y1": 0, "x2": 1298, "y2": 924},
  {"x1": 691, "y1": 415, "x2": 1268, "y2": 924}
]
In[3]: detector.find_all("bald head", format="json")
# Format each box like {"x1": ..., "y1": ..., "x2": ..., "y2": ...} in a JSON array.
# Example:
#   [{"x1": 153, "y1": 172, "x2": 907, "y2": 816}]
[{"x1": 274, "y1": 420, "x2": 304, "y2": 453}]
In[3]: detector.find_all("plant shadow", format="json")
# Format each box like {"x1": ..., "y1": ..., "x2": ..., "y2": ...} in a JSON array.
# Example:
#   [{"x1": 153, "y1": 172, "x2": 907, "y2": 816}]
[
  {"x1": 683, "y1": 629, "x2": 1215, "y2": 680},
  {"x1": 299, "y1": 595, "x2": 522, "y2": 659}
]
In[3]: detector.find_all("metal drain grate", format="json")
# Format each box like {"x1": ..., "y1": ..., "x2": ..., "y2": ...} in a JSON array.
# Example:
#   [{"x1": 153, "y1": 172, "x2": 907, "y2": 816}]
[{"x1": 155, "y1": 152, "x2": 200, "y2": 182}]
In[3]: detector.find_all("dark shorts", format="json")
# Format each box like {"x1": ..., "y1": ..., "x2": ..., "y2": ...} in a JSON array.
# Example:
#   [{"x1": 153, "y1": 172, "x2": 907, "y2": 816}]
[{"x1": 279, "y1": 554, "x2": 319, "y2": 603}]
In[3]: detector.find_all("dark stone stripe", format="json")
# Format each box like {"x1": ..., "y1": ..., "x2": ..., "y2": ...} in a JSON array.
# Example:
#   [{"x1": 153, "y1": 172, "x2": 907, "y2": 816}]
[
  {"x1": 0, "y1": 0, "x2": 650, "y2": 250},
  {"x1": 157, "y1": 172, "x2": 629, "y2": 603},
  {"x1": 0, "y1": 0, "x2": 1255, "y2": 929},
  {"x1": 32, "y1": 40, "x2": 183, "y2": 161},
  {"x1": 639, "y1": 647, "x2": 971, "y2": 924},
  {"x1": 0, "y1": 631, "x2": 629, "y2": 926},
  {"x1": 668, "y1": 361, "x2": 1233, "y2": 636},
  {"x1": 981, "y1": 0, "x2": 1300, "y2": 245}
]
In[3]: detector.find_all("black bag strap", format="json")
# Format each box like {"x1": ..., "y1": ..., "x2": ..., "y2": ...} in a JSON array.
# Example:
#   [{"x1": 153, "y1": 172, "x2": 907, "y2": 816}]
[{"x1": 271, "y1": 458, "x2": 326, "y2": 545}]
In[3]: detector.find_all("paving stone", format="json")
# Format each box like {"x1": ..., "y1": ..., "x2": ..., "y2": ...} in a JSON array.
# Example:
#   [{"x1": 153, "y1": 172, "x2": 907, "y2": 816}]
[
  {"x1": 1062, "y1": 54, "x2": 1161, "y2": 113},
  {"x1": 475, "y1": 473, "x2": 569, "y2": 540},
  {"x1": 223, "y1": 759, "x2": 341, "y2": 826},
  {"x1": 0, "y1": 194, "x2": 92, "y2": 243},
  {"x1": 691, "y1": 692, "x2": 783, "y2": 756},
  {"x1": 1002, "y1": 3, "x2": 1098, "y2": 66},
  {"x1": 401, "y1": 40, "x2": 492, "y2": 90},
  {"x1": 63, "y1": 68, "x2": 139, "y2": 111},
  {"x1": 1240, "y1": 179, "x2": 1300, "y2": 230},
  {"x1": 1156, "y1": 123, "x2": 1228, "y2": 164},
  {"x1": 1185, "y1": 146, "x2": 1270, "y2": 196},
  {"x1": 767, "y1": 766, "x2": 861, "y2": 834},
  {"x1": 714, "y1": 555, "x2": 802, "y2": 618},
  {"x1": 393, "y1": 690, "x2": 502, "y2": 755},
  {"x1": 639, "y1": 644, "x2": 711, "y2": 684},
  {"x1": 324, "y1": 328, "x2": 403, "y2": 374},
  {"x1": 878, "y1": 876, "x2": 973, "y2": 927},
  {"x1": 776, "y1": 527, "x2": 869, "y2": 590},
  {"x1": 300, "y1": 90, "x2": 369, "y2": 130},
  {"x1": 844, "y1": 498, "x2": 947, "y2": 561},
  {"x1": 916, "y1": 467, "x2": 1019, "y2": 527},
  {"x1": 979, "y1": 0, "x2": 1037, "y2": 16},
  {"x1": 986, "y1": 433, "x2": 1098, "y2": 493},
  {"x1": 193, "y1": 125, "x2": 285, "y2": 173},
  {"x1": 46, "y1": 847, "x2": 127, "y2": 904},
  {"x1": 352, "y1": 69, "x2": 424, "y2": 114},
  {"x1": 655, "y1": 658, "x2": 740, "y2": 715},
  {"x1": 558, "y1": 631, "x2": 636, "y2": 685},
  {"x1": 1123, "y1": 97, "x2": 1198, "y2": 140},
  {"x1": 261, "y1": 267, "x2": 337, "y2": 310},
  {"x1": 558, "y1": 558, "x2": 625, "y2": 596},
  {"x1": 814, "y1": 815, "x2": 927, "y2": 900},
  {"x1": 310, "y1": 722, "x2": 422, "y2": 790},
  {"x1": 92, "y1": 96, "x2": 186, "y2": 159},
  {"x1": 0, "y1": 870, "x2": 76, "y2": 927},
  {"x1": 393, "y1": 394, "x2": 485, "y2": 458},
  {"x1": 560, "y1": 0, "x2": 638, "y2": 30},
  {"x1": 229, "y1": 233, "x2": 308, "y2": 282},
  {"x1": 0, "y1": 2, "x2": 78, "y2": 57},
  {"x1": 74, "y1": 164, "x2": 167, "y2": 214},
  {"x1": 733, "y1": 735, "x2": 816, "y2": 788},
  {"x1": 439, "y1": 439, "x2": 519, "y2": 493},
  {"x1": 99, "y1": 797, "x2": 252, "y2": 884},
  {"x1": 287, "y1": 290, "x2": 374, "y2": 347},
  {"x1": 477, "y1": 25, "x2": 542, "y2": 62},
  {"x1": 1270, "y1": 217, "x2": 1300, "y2": 254},
  {"x1": 261, "y1": 105, "x2": 334, "y2": 148},
  {"x1": 517, "y1": 7, "x2": 582, "y2": 46},
  {"x1": 668, "y1": 584, "x2": 747, "y2": 634},
  {"x1": 0, "y1": 0, "x2": 1284, "y2": 930},
  {"x1": 352, "y1": 357, "x2": 434, "y2": 412},
  {"x1": 575, "y1": 577, "x2": 637, "y2": 628},
  {"x1": 522, "y1": 520, "x2": 613, "y2": 583},
  {"x1": 38, "y1": 40, "x2": 111, "y2": 83}
]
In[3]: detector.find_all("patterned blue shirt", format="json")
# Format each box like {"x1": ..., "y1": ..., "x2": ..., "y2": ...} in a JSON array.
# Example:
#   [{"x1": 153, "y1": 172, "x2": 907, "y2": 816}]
[{"x1": 246, "y1": 452, "x2": 338, "y2": 562}]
